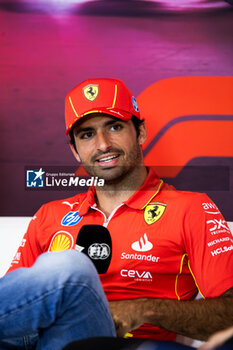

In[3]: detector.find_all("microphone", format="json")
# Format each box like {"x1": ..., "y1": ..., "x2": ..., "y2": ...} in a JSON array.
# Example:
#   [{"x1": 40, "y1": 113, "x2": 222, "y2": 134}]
[{"x1": 75, "y1": 225, "x2": 112, "y2": 274}]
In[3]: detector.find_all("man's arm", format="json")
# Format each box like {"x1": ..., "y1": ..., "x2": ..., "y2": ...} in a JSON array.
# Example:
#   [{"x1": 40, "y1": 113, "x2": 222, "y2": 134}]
[
  {"x1": 109, "y1": 288, "x2": 233, "y2": 340},
  {"x1": 6, "y1": 207, "x2": 45, "y2": 273}
]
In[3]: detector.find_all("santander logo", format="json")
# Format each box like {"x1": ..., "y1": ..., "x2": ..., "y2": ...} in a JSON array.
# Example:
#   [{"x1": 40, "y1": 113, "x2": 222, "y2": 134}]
[{"x1": 131, "y1": 233, "x2": 153, "y2": 252}]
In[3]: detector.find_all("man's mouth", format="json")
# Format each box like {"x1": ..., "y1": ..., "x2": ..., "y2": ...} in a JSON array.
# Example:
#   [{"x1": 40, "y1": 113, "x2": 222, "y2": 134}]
[
  {"x1": 94, "y1": 153, "x2": 121, "y2": 168},
  {"x1": 96, "y1": 155, "x2": 119, "y2": 163}
]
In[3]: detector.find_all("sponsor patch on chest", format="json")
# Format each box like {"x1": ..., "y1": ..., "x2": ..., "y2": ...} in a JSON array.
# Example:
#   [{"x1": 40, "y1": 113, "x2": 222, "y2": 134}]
[{"x1": 144, "y1": 203, "x2": 166, "y2": 225}]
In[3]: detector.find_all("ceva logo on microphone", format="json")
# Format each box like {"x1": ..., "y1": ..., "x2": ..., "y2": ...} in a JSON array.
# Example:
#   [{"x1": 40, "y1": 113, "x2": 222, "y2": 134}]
[{"x1": 131, "y1": 233, "x2": 153, "y2": 252}]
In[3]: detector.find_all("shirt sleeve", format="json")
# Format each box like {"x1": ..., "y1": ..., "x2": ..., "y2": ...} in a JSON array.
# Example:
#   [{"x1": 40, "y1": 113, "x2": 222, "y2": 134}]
[
  {"x1": 182, "y1": 193, "x2": 233, "y2": 298},
  {"x1": 6, "y1": 206, "x2": 45, "y2": 274}
]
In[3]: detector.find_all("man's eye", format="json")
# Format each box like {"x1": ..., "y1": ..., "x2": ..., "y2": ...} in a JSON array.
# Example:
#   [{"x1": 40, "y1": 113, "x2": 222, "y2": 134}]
[
  {"x1": 80, "y1": 131, "x2": 93, "y2": 139},
  {"x1": 110, "y1": 124, "x2": 122, "y2": 131}
]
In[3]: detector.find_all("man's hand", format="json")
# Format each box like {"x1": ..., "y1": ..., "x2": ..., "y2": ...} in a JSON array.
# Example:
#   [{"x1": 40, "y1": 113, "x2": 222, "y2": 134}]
[
  {"x1": 199, "y1": 326, "x2": 233, "y2": 350},
  {"x1": 109, "y1": 289, "x2": 233, "y2": 340},
  {"x1": 109, "y1": 299, "x2": 146, "y2": 337}
]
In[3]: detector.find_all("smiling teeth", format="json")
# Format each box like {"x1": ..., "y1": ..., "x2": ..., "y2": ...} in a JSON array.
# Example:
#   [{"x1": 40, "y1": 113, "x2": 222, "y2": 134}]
[{"x1": 98, "y1": 155, "x2": 118, "y2": 163}]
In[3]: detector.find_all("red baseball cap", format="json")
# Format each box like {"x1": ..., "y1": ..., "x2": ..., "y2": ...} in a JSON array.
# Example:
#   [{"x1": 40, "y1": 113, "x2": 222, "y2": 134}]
[{"x1": 65, "y1": 78, "x2": 142, "y2": 134}]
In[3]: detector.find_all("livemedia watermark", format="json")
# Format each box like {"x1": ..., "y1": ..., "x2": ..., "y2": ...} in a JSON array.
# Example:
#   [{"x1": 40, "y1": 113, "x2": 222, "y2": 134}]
[
  {"x1": 25, "y1": 166, "x2": 104, "y2": 190},
  {"x1": 25, "y1": 165, "x2": 230, "y2": 192}
]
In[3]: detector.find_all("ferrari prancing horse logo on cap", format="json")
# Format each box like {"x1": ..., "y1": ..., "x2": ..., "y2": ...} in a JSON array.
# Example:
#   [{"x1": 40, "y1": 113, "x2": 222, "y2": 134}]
[
  {"x1": 83, "y1": 84, "x2": 99, "y2": 101},
  {"x1": 144, "y1": 203, "x2": 166, "y2": 225}
]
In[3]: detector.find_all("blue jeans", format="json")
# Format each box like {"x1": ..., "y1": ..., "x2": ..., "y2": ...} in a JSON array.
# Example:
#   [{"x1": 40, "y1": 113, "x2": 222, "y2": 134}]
[{"x1": 0, "y1": 251, "x2": 116, "y2": 350}]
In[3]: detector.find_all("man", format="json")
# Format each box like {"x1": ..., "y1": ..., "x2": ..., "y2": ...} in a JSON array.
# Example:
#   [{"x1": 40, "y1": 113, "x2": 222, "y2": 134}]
[{"x1": 5, "y1": 79, "x2": 233, "y2": 344}]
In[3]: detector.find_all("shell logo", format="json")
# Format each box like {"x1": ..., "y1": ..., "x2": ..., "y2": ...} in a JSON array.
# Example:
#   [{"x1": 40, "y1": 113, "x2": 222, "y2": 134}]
[{"x1": 48, "y1": 231, "x2": 74, "y2": 252}]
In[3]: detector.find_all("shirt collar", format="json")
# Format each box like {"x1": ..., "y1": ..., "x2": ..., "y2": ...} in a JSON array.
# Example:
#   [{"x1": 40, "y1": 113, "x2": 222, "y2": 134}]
[
  {"x1": 78, "y1": 167, "x2": 163, "y2": 216},
  {"x1": 78, "y1": 187, "x2": 96, "y2": 216},
  {"x1": 124, "y1": 167, "x2": 163, "y2": 210}
]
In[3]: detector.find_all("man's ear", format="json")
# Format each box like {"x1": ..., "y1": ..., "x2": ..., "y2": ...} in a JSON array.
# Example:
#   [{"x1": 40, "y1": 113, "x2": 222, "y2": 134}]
[
  {"x1": 69, "y1": 143, "x2": 81, "y2": 163},
  {"x1": 138, "y1": 121, "x2": 147, "y2": 146}
]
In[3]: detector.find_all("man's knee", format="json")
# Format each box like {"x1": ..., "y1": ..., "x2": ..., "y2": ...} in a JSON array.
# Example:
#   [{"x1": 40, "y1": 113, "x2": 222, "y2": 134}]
[{"x1": 33, "y1": 250, "x2": 99, "y2": 286}]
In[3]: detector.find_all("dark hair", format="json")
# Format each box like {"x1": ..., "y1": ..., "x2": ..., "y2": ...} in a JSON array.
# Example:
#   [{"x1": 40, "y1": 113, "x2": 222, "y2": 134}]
[
  {"x1": 69, "y1": 115, "x2": 144, "y2": 152},
  {"x1": 131, "y1": 115, "x2": 144, "y2": 137},
  {"x1": 69, "y1": 128, "x2": 77, "y2": 152}
]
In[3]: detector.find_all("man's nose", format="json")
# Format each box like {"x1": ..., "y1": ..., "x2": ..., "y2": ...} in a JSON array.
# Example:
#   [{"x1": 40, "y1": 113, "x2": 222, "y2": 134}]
[{"x1": 96, "y1": 131, "x2": 111, "y2": 152}]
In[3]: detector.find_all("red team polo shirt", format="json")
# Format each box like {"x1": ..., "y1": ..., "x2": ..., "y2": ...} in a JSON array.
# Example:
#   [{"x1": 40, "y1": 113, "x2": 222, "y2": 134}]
[{"x1": 7, "y1": 168, "x2": 233, "y2": 340}]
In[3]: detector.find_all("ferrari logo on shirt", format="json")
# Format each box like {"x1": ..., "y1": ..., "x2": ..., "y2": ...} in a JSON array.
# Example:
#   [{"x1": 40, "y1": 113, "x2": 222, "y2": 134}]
[
  {"x1": 144, "y1": 203, "x2": 166, "y2": 225},
  {"x1": 83, "y1": 84, "x2": 99, "y2": 101}
]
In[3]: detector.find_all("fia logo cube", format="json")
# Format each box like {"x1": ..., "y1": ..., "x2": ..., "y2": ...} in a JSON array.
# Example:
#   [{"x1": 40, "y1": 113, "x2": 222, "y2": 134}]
[{"x1": 26, "y1": 168, "x2": 45, "y2": 188}]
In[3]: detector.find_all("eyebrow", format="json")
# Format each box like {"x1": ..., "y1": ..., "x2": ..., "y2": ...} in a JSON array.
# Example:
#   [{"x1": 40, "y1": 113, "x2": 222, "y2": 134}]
[
  {"x1": 75, "y1": 126, "x2": 94, "y2": 136},
  {"x1": 74, "y1": 119, "x2": 122, "y2": 135}
]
